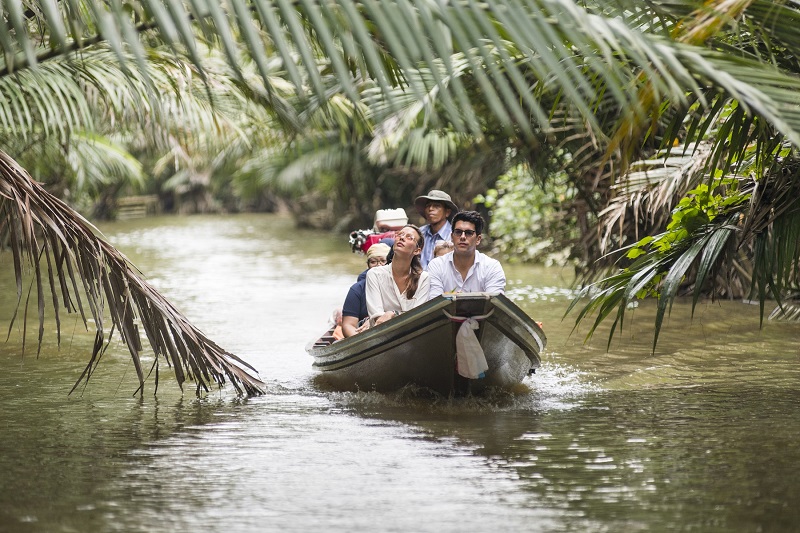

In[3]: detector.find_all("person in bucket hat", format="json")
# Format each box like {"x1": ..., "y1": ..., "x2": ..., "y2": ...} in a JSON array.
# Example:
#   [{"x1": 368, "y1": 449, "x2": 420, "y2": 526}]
[
  {"x1": 414, "y1": 190, "x2": 458, "y2": 219},
  {"x1": 414, "y1": 190, "x2": 458, "y2": 269}
]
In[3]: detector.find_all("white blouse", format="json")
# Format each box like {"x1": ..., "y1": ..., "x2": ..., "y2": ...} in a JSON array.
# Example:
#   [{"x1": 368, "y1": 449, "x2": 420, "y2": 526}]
[{"x1": 365, "y1": 264, "x2": 430, "y2": 321}]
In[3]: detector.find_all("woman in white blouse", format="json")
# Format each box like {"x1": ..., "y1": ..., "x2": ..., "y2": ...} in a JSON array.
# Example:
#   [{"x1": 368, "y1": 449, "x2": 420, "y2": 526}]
[{"x1": 365, "y1": 224, "x2": 430, "y2": 326}]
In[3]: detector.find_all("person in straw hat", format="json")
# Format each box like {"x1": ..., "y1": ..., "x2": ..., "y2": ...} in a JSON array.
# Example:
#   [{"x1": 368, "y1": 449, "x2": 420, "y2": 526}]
[{"x1": 414, "y1": 189, "x2": 458, "y2": 269}]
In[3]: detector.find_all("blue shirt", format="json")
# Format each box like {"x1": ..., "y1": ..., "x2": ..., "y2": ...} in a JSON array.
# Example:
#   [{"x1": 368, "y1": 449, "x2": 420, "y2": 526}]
[
  {"x1": 342, "y1": 279, "x2": 368, "y2": 320},
  {"x1": 420, "y1": 220, "x2": 452, "y2": 270}
]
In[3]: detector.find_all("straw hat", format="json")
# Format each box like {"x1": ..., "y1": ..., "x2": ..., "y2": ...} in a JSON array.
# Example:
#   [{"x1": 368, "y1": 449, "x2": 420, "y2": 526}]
[{"x1": 414, "y1": 190, "x2": 458, "y2": 218}]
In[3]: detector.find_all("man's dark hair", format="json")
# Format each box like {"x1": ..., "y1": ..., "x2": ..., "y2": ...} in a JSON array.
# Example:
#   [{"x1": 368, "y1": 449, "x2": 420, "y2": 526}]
[{"x1": 452, "y1": 210, "x2": 485, "y2": 235}]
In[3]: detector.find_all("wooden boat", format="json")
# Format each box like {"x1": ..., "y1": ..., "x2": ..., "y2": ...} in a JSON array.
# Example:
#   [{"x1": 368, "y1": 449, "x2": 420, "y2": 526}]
[{"x1": 307, "y1": 293, "x2": 546, "y2": 395}]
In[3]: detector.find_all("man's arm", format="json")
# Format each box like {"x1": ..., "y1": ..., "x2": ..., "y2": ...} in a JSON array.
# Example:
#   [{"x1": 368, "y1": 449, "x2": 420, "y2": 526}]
[
  {"x1": 341, "y1": 315, "x2": 360, "y2": 338},
  {"x1": 483, "y1": 258, "x2": 506, "y2": 294}
]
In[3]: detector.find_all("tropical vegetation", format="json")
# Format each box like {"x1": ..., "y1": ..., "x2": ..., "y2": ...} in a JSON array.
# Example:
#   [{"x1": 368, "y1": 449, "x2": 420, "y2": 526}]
[{"x1": 2, "y1": 0, "x2": 800, "y2": 395}]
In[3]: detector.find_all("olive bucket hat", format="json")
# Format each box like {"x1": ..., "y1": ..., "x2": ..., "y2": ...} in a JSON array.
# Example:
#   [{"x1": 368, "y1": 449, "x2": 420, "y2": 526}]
[{"x1": 414, "y1": 190, "x2": 458, "y2": 218}]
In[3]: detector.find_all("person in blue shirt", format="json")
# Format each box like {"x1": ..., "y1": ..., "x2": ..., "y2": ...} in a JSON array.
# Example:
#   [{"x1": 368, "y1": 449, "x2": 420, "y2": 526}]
[
  {"x1": 341, "y1": 243, "x2": 391, "y2": 338},
  {"x1": 414, "y1": 190, "x2": 458, "y2": 269}
]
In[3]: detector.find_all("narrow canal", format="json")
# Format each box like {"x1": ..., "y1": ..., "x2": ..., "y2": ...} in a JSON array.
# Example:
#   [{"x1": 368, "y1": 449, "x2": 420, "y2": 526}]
[{"x1": 1, "y1": 213, "x2": 798, "y2": 532}]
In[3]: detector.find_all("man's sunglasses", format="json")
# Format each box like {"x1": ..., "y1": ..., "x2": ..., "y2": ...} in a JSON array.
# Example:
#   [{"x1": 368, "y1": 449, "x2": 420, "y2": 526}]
[{"x1": 452, "y1": 229, "x2": 477, "y2": 237}]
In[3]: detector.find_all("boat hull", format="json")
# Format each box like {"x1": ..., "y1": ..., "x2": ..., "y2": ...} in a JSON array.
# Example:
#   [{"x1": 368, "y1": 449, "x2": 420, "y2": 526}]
[{"x1": 307, "y1": 293, "x2": 546, "y2": 395}]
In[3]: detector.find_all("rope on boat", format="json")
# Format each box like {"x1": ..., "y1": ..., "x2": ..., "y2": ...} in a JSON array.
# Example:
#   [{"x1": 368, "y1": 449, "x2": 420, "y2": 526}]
[
  {"x1": 442, "y1": 309, "x2": 494, "y2": 379},
  {"x1": 442, "y1": 308, "x2": 494, "y2": 323}
]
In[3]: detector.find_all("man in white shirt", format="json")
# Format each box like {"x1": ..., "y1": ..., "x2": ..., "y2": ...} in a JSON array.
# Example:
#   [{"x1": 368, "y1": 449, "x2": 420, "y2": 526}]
[
  {"x1": 427, "y1": 210, "x2": 506, "y2": 299},
  {"x1": 414, "y1": 190, "x2": 458, "y2": 269}
]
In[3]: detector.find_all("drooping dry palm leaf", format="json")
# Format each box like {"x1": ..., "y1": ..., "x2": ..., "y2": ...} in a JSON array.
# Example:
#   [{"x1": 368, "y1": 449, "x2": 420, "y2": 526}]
[
  {"x1": 595, "y1": 143, "x2": 713, "y2": 258},
  {"x1": 0, "y1": 150, "x2": 265, "y2": 396}
]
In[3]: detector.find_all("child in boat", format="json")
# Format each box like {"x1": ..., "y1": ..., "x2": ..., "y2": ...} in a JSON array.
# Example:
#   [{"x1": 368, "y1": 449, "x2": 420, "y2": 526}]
[
  {"x1": 329, "y1": 308, "x2": 344, "y2": 341},
  {"x1": 433, "y1": 240, "x2": 454, "y2": 259}
]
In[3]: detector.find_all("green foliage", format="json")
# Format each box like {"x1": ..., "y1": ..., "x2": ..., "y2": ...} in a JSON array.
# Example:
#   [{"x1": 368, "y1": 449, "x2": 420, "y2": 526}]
[
  {"x1": 478, "y1": 162, "x2": 580, "y2": 266},
  {"x1": 570, "y1": 177, "x2": 751, "y2": 350},
  {"x1": 0, "y1": 43, "x2": 271, "y2": 216},
  {"x1": 5, "y1": 0, "x2": 800, "y2": 371},
  {"x1": 626, "y1": 178, "x2": 744, "y2": 259}
]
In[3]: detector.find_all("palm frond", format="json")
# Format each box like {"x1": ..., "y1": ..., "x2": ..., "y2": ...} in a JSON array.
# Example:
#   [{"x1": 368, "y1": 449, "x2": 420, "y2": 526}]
[
  {"x1": 365, "y1": 57, "x2": 471, "y2": 164},
  {"x1": 389, "y1": 129, "x2": 470, "y2": 169},
  {"x1": 7, "y1": 0, "x2": 800, "y2": 158},
  {"x1": 744, "y1": 156, "x2": 800, "y2": 320},
  {"x1": 0, "y1": 3, "x2": 661, "y2": 141},
  {"x1": 0, "y1": 44, "x2": 257, "y2": 152},
  {"x1": 66, "y1": 131, "x2": 145, "y2": 194},
  {"x1": 0, "y1": 150, "x2": 264, "y2": 396},
  {"x1": 567, "y1": 213, "x2": 742, "y2": 351},
  {"x1": 595, "y1": 143, "x2": 713, "y2": 258},
  {"x1": 237, "y1": 134, "x2": 353, "y2": 194}
]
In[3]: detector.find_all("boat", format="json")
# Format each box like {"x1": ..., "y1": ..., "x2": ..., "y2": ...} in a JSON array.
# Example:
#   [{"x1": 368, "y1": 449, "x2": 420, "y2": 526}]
[{"x1": 307, "y1": 293, "x2": 546, "y2": 395}]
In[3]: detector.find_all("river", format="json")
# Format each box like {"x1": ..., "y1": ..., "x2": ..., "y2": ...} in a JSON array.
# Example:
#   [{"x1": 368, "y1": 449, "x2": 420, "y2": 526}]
[{"x1": 1, "y1": 213, "x2": 798, "y2": 532}]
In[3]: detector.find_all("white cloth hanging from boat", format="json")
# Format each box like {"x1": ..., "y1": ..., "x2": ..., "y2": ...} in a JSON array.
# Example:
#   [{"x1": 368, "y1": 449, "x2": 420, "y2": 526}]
[
  {"x1": 455, "y1": 317, "x2": 488, "y2": 379},
  {"x1": 443, "y1": 306, "x2": 494, "y2": 379}
]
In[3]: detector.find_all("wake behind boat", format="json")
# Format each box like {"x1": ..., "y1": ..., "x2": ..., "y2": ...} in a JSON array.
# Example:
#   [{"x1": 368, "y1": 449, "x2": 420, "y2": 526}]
[{"x1": 307, "y1": 293, "x2": 546, "y2": 395}]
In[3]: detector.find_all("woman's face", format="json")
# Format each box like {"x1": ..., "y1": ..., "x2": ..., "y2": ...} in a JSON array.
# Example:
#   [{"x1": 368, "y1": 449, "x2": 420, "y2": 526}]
[{"x1": 394, "y1": 227, "x2": 422, "y2": 257}]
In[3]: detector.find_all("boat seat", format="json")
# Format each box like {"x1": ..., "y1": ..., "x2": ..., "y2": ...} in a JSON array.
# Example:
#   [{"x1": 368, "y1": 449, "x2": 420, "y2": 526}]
[{"x1": 313, "y1": 335, "x2": 336, "y2": 347}]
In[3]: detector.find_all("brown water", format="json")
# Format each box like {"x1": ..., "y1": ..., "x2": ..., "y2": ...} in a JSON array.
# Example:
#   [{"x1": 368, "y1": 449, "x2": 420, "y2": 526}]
[{"x1": 1, "y1": 213, "x2": 798, "y2": 532}]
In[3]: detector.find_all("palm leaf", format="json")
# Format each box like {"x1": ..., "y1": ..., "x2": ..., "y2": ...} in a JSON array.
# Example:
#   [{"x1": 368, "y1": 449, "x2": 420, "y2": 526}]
[
  {"x1": 0, "y1": 150, "x2": 264, "y2": 396},
  {"x1": 569, "y1": 222, "x2": 736, "y2": 351},
  {"x1": 66, "y1": 131, "x2": 145, "y2": 193},
  {"x1": 595, "y1": 143, "x2": 713, "y2": 258},
  {"x1": 7, "y1": 0, "x2": 800, "y2": 155}
]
